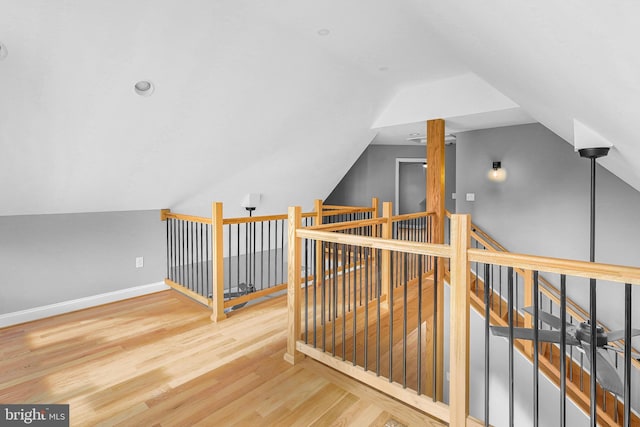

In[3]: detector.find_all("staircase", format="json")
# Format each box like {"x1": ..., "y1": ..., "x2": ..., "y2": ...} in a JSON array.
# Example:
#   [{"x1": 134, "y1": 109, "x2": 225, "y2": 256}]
[{"x1": 460, "y1": 220, "x2": 640, "y2": 426}]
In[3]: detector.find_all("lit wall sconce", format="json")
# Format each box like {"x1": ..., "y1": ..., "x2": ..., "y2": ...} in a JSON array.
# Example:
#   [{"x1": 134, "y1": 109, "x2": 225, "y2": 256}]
[{"x1": 488, "y1": 161, "x2": 507, "y2": 182}]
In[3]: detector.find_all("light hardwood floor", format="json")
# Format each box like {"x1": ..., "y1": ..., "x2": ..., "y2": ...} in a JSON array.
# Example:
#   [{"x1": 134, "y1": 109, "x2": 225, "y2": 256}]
[{"x1": 0, "y1": 290, "x2": 445, "y2": 426}]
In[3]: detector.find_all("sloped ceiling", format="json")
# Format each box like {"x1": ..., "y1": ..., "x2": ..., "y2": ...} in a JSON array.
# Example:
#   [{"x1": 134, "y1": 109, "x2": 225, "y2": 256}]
[
  {"x1": 409, "y1": 0, "x2": 640, "y2": 190},
  {"x1": 1, "y1": 1, "x2": 638, "y2": 217}
]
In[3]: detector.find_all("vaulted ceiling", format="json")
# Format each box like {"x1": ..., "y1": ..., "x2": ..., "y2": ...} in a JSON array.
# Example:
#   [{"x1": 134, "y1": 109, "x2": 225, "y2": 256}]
[{"x1": 1, "y1": 1, "x2": 638, "y2": 217}]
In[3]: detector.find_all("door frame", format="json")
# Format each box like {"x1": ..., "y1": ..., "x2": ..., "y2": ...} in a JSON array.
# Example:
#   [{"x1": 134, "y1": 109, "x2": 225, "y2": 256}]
[{"x1": 395, "y1": 157, "x2": 426, "y2": 215}]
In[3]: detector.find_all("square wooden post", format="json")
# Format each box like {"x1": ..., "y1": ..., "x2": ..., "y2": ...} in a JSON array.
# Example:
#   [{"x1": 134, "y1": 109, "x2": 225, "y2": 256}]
[
  {"x1": 427, "y1": 118, "x2": 446, "y2": 400},
  {"x1": 285, "y1": 205, "x2": 304, "y2": 364},
  {"x1": 211, "y1": 202, "x2": 227, "y2": 322},
  {"x1": 449, "y1": 214, "x2": 471, "y2": 426}
]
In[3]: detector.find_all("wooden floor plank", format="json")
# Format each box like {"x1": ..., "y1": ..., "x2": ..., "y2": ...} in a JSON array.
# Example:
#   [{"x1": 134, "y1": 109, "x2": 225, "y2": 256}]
[{"x1": 0, "y1": 290, "x2": 444, "y2": 426}]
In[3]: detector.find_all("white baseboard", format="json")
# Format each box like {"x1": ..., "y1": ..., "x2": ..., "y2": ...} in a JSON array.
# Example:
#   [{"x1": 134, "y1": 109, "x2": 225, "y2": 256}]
[{"x1": 0, "y1": 282, "x2": 169, "y2": 328}]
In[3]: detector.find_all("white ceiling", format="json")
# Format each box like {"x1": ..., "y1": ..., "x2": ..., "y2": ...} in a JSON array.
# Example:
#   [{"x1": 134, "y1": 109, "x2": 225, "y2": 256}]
[{"x1": 1, "y1": 0, "x2": 639, "y2": 216}]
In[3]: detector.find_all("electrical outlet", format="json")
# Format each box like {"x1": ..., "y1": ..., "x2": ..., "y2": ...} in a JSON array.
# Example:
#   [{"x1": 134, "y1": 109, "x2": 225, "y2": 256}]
[{"x1": 136, "y1": 257, "x2": 144, "y2": 268}]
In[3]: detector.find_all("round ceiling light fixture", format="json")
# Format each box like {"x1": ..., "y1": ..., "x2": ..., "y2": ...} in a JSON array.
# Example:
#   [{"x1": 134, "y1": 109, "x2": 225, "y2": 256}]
[
  {"x1": 317, "y1": 28, "x2": 330, "y2": 36},
  {"x1": 0, "y1": 42, "x2": 8, "y2": 60},
  {"x1": 134, "y1": 80, "x2": 154, "y2": 96}
]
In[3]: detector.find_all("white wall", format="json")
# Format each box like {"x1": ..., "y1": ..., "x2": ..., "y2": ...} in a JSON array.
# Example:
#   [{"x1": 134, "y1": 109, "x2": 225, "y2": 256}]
[
  {"x1": 0, "y1": 210, "x2": 165, "y2": 317},
  {"x1": 455, "y1": 123, "x2": 640, "y2": 334}
]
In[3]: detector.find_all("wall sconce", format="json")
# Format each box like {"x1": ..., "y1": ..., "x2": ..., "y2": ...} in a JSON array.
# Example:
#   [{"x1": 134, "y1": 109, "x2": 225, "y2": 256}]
[
  {"x1": 488, "y1": 161, "x2": 507, "y2": 182},
  {"x1": 241, "y1": 193, "x2": 262, "y2": 216}
]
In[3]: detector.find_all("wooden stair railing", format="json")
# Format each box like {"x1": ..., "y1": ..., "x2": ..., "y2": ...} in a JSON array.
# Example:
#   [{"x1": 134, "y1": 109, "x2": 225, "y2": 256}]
[{"x1": 443, "y1": 213, "x2": 640, "y2": 426}]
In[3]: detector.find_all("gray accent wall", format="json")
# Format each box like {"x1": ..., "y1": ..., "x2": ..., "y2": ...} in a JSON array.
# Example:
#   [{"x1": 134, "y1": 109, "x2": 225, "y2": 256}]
[
  {"x1": 456, "y1": 123, "x2": 640, "y2": 332},
  {"x1": 0, "y1": 210, "x2": 165, "y2": 315},
  {"x1": 326, "y1": 144, "x2": 457, "y2": 213}
]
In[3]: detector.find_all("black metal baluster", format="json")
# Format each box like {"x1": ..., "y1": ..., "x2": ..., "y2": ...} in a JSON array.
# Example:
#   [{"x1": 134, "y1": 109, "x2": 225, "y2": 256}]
[
  {"x1": 499, "y1": 267, "x2": 503, "y2": 318},
  {"x1": 261, "y1": 222, "x2": 264, "y2": 290},
  {"x1": 624, "y1": 283, "x2": 632, "y2": 427},
  {"x1": 181, "y1": 220, "x2": 186, "y2": 287},
  {"x1": 252, "y1": 219, "x2": 256, "y2": 289},
  {"x1": 268, "y1": 221, "x2": 273, "y2": 286},
  {"x1": 190, "y1": 222, "x2": 194, "y2": 292},
  {"x1": 484, "y1": 263, "x2": 490, "y2": 427},
  {"x1": 433, "y1": 257, "x2": 438, "y2": 401},
  {"x1": 206, "y1": 224, "x2": 210, "y2": 298},
  {"x1": 403, "y1": 252, "x2": 408, "y2": 389},
  {"x1": 332, "y1": 243, "x2": 337, "y2": 356},
  {"x1": 377, "y1": 248, "x2": 381, "y2": 377},
  {"x1": 236, "y1": 223, "x2": 240, "y2": 298},
  {"x1": 560, "y1": 274, "x2": 567, "y2": 427},
  {"x1": 274, "y1": 221, "x2": 278, "y2": 286},
  {"x1": 590, "y1": 275, "x2": 597, "y2": 426},
  {"x1": 353, "y1": 246, "x2": 358, "y2": 365},
  {"x1": 417, "y1": 255, "x2": 423, "y2": 396},
  {"x1": 364, "y1": 247, "x2": 369, "y2": 370},
  {"x1": 281, "y1": 219, "x2": 285, "y2": 285},
  {"x1": 197, "y1": 222, "x2": 201, "y2": 295},
  {"x1": 321, "y1": 241, "x2": 326, "y2": 352},
  {"x1": 304, "y1": 239, "x2": 309, "y2": 344},
  {"x1": 313, "y1": 240, "x2": 317, "y2": 348},
  {"x1": 342, "y1": 244, "x2": 347, "y2": 361},
  {"x1": 533, "y1": 271, "x2": 539, "y2": 427},
  {"x1": 389, "y1": 250, "x2": 394, "y2": 383},
  {"x1": 245, "y1": 220, "x2": 249, "y2": 293},
  {"x1": 226, "y1": 224, "x2": 230, "y2": 295},
  {"x1": 508, "y1": 267, "x2": 514, "y2": 427}
]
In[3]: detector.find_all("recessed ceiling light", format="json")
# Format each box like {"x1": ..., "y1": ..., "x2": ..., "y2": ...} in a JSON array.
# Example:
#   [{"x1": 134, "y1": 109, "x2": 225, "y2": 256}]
[
  {"x1": 378, "y1": 66, "x2": 389, "y2": 72},
  {"x1": 317, "y1": 28, "x2": 330, "y2": 36},
  {"x1": 409, "y1": 133, "x2": 420, "y2": 137},
  {"x1": 0, "y1": 42, "x2": 7, "y2": 60},
  {"x1": 134, "y1": 80, "x2": 154, "y2": 97}
]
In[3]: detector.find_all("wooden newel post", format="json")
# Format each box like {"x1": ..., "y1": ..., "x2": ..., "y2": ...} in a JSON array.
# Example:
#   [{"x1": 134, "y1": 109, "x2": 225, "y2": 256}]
[
  {"x1": 285, "y1": 205, "x2": 304, "y2": 365},
  {"x1": 381, "y1": 202, "x2": 393, "y2": 306},
  {"x1": 449, "y1": 214, "x2": 471, "y2": 426},
  {"x1": 211, "y1": 202, "x2": 227, "y2": 322}
]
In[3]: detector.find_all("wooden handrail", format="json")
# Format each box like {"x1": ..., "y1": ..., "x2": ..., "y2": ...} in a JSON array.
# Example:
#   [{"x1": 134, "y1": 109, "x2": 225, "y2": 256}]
[
  {"x1": 392, "y1": 211, "x2": 436, "y2": 223},
  {"x1": 296, "y1": 229, "x2": 452, "y2": 258},
  {"x1": 469, "y1": 249, "x2": 640, "y2": 285},
  {"x1": 163, "y1": 212, "x2": 211, "y2": 224},
  {"x1": 304, "y1": 217, "x2": 386, "y2": 232},
  {"x1": 223, "y1": 213, "x2": 288, "y2": 224}
]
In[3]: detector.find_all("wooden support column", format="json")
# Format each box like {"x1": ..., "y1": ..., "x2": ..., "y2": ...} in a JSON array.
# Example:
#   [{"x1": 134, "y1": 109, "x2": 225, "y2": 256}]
[
  {"x1": 211, "y1": 202, "x2": 227, "y2": 322},
  {"x1": 449, "y1": 214, "x2": 471, "y2": 426},
  {"x1": 380, "y1": 202, "x2": 393, "y2": 307},
  {"x1": 285, "y1": 206, "x2": 304, "y2": 365},
  {"x1": 427, "y1": 118, "x2": 446, "y2": 401}
]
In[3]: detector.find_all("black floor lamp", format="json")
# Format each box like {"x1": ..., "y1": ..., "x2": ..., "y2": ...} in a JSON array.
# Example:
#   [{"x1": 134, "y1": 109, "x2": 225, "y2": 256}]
[{"x1": 578, "y1": 146, "x2": 610, "y2": 425}]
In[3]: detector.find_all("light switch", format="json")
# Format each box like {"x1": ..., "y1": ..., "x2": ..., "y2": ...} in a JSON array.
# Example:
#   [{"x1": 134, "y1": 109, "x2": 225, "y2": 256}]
[
  {"x1": 451, "y1": 193, "x2": 457, "y2": 200},
  {"x1": 466, "y1": 193, "x2": 475, "y2": 202}
]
